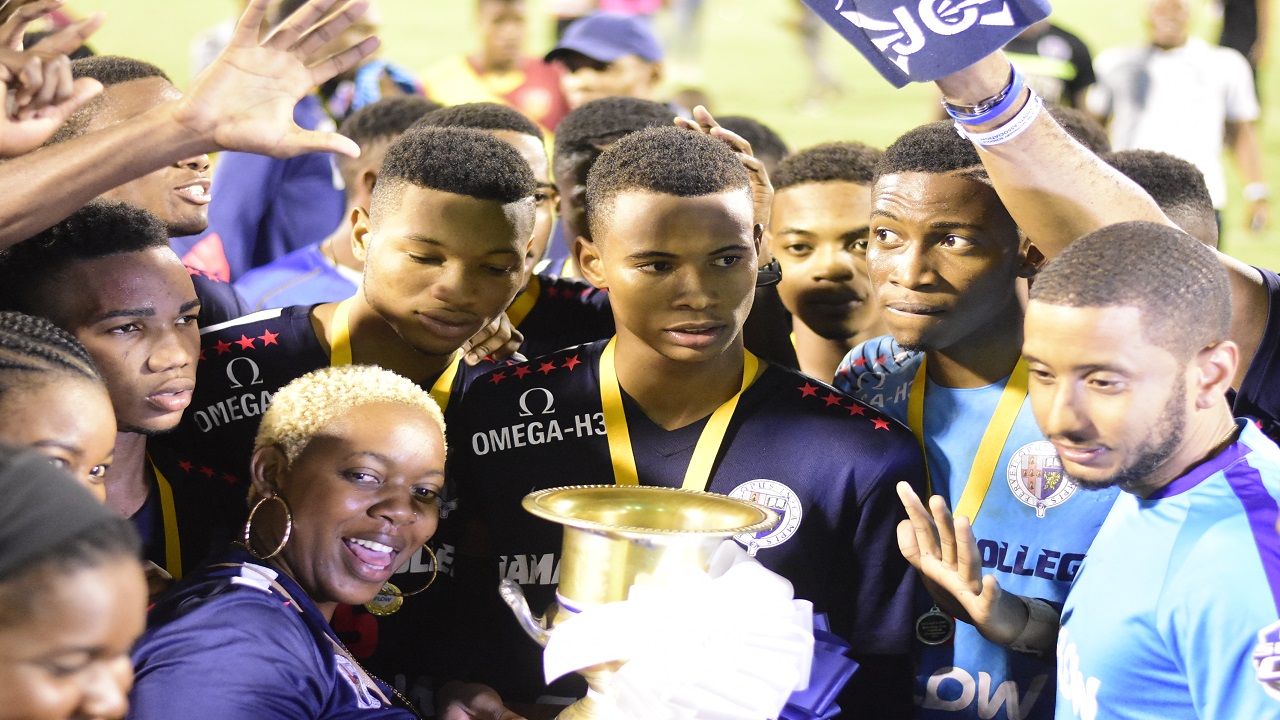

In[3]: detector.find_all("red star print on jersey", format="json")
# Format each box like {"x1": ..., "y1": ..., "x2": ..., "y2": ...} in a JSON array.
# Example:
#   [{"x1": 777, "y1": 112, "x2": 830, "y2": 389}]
[
  {"x1": 852, "y1": 356, "x2": 867, "y2": 367},
  {"x1": 513, "y1": 365, "x2": 532, "y2": 379},
  {"x1": 214, "y1": 340, "x2": 233, "y2": 355},
  {"x1": 872, "y1": 418, "x2": 891, "y2": 431},
  {"x1": 538, "y1": 360, "x2": 557, "y2": 375},
  {"x1": 235, "y1": 335, "x2": 256, "y2": 350},
  {"x1": 178, "y1": 461, "x2": 193, "y2": 472},
  {"x1": 823, "y1": 393, "x2": 843, "y2": 407},
  {"x1": 222, "y1": 473, "x2": 238, "y2": 485},
  {"x1": 257, "y1": 329, "x2": 279, "y2": 346},
  {"x1": 874, "y1": 355, "x2": 887, "y2": 366},
  {"x1": 563, "y1": 355, "x2": 582, "y2": 371},
  {"x1": 199, "y1": 466, "x2": 215, "y2": 477},
  {"x1": 488, "y1": 371, "x2": 508, "y2": 385},
  {"x1": 199, "y1": 350, "x2": 207, "y2": 361},
  {"x1": 846, "y1": 403, "x2": 866, "y2": 417},
  {"x1": 798, "y1": 383, "x2": 819, "y2": 397}
]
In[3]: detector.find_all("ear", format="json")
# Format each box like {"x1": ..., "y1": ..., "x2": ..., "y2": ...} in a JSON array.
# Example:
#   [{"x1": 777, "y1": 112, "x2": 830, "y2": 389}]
[
  {"x1": 351, "y1": 207, "x2": 374, "y2": 263},
  {"x1": 648, "y1": 61, "x2": 665, "y2": 90},
  {"x1": 1193, "y1": 341, "x2": 1239, "y2": 409},
  {"x1": 577, "y1": 236, "x2": 607, "y2": 289},
  {"x1": 755, "y1": 223, "x2": 772, "y2": 265},
  {"x1": 358, "y1": 168, "x2": 378, "y2": 202},
  {"x1": 1018, "y1": 243, "x2": 1046, "y2": 279},
  {"x1": 249, "y1": 445, "x2": 288, "y2": 501}
]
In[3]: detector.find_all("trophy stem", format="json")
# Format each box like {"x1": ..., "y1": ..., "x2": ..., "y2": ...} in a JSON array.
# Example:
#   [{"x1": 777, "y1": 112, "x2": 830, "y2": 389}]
[{"x1": 557, "y1": 664, "x2": 624, "y2": 720}]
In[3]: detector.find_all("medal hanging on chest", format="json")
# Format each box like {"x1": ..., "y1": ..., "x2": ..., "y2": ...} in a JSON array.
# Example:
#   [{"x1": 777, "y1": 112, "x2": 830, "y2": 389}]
[
  {"x1": 916, "y1": 604, "x2": 955, "y2": 646},
  {"x1": 364, "y1": 582, "x2": 405, "y2": 616}
]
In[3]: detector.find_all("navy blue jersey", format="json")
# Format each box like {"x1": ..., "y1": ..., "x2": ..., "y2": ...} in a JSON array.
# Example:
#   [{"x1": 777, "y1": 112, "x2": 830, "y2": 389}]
[
  {"x1": 189, "y1": 266, "x2": 249, "y2": 328},
  {"x1": 130, "y1": 548, "x2": 415, "y2": 720},
  {"x1": 447, "y1": 340, "x2": 926, "y2": 714},
  {"x1": 509, "y1": 274, "x2": 613, "y2": 360},
  {"x1": 1236, "y1": 267, "x2": 1280, "y2": 444}
]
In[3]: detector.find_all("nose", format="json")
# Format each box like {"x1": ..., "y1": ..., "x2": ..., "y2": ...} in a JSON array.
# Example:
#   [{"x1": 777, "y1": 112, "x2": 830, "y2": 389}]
[
  {"x1": 672, "y1": 265, "x2": 718, "y2": 311},
  {"x1": 146, "y1": 328, "x2": 197, "y2": 374},
  {"x1": 882, "y1": 241, "x2": 935, "y2": 289},
  {"x1": 176, "y1": 153, "x2": 210, "y2": 173},
  {"x1": 430, "y1": 261, "x2": 472, "y2": 309},
  {"x1": 1038, "y1": 380, "x2": 1090, "y2": 443},
  {"x1": 78, "y1": 657, "x2": 132, "y2": 720},
  {"x1": 813, "y1": 243, "x2": 856, "y2": 283},
  {"x1": 371, "y1": 487, "x2": 432, "y2": 531}
]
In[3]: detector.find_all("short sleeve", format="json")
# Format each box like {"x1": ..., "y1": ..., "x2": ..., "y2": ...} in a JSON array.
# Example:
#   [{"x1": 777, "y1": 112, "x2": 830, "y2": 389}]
[{"x1": 1222, "y1": 47, "x2": 1261, "y2": 122}]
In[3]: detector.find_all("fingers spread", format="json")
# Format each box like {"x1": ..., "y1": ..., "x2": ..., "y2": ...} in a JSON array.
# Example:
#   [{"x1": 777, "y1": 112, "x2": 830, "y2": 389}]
[{"x1": 307, "y1": 34, "x2": 379, "y2": 88}]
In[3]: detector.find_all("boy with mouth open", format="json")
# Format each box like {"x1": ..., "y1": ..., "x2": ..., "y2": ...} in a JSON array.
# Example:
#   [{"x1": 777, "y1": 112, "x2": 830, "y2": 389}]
[{"x1": 447, "y1": 125, "x2": 926, "y2": 716}]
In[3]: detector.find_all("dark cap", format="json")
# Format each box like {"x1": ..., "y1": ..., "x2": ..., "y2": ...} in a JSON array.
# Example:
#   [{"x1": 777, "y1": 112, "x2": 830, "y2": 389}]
[{"x1": 545, "y1": 13, "x2": 664, "y2": 65}]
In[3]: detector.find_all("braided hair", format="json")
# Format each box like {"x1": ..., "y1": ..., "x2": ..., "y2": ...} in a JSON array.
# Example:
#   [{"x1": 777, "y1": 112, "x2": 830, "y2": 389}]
[{"x1": 0, "y1": 312, "x2": 101, "y2": 398}]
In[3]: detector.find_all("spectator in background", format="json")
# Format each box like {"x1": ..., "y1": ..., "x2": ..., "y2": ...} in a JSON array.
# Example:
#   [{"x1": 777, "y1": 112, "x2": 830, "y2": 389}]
[
  {"x1": 421, "y1": 0, "x2": 571, "y2": 131},
  {"x1": 1219, "y1": 0, "x2": 1268, "y2": 87},
  {"x1": 546, "y1": 13, "x2": 664, "y2": 110},
  {"x1": 550, "y1": 0, "x2": 595, "y2": 38},
  {"x1": 717, "y1": 115, "x2": 790, "y2": 176},
  {"x1": 1003, "y1": 20, "x2": 1096, "y2": 109},
  {"x1": 1089, "y1": 0, "x2": 1267, "y2": 234}
]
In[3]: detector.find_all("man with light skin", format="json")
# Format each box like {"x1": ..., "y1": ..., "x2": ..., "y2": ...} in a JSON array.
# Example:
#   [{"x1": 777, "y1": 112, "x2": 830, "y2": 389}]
[{"x1": 545, "y1": 13, "x2": 664, "y2": 110}]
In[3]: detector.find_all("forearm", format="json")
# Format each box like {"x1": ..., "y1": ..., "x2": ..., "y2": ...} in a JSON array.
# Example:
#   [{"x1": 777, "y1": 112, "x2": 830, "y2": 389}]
[
  {"x1": 0, "y1": 102, "x2": 210, "y2": 246},
  {"x1": 935, "y1": 52, "x2": 1172, "y2": 257},
  {"x1": 1230, "y1": 121, "x2": 1266, "y2": 186}
]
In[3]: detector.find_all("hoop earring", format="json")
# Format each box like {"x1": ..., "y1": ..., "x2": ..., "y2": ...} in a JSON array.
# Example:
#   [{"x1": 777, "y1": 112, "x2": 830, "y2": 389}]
[
  {"x1": 243, "y1": 495, "x2": 293, "y2": 560},
  {"x1": 363, "y1": 543, "x2": 438, "y2": 616}
]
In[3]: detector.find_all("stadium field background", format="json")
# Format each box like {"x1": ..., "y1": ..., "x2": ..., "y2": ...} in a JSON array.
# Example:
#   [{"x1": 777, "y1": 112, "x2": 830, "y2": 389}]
[{"x1": 73, "y1": 0, "x2": 1280, "y2": 269}]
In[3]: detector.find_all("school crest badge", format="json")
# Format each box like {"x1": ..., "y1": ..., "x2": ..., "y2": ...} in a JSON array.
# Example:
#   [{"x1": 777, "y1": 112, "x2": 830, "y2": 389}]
[
  {"x1": 728, "y1": 479, "x2": 804, "y2": 556},
  {"x1": 1006, "y1": 440, "x2": 1075, "y2": 517}
]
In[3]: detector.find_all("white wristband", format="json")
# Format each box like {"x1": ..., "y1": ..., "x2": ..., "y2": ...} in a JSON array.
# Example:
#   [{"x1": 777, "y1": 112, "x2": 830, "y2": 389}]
[
  {"x1": 954, "y1": 90, "x2": 1044, "y2": 149},
  {"x1": 1008, "y1": 596, "x2": 1060, "y2": 656},
  {"x1": 1245, "y1": 182, "x2": 1269, "y2": 201}
]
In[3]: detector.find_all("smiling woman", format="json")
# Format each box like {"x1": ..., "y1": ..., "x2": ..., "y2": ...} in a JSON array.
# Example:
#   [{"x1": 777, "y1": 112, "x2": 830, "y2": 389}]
[{"x1": 127, "y1": 365, "x2": 448, "y2": 719}]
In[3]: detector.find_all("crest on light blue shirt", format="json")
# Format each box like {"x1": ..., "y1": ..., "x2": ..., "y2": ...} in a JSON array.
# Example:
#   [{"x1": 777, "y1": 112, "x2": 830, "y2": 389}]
[{"x1": 1006, "y1": 441, "x2": 1076, "y2": 517}]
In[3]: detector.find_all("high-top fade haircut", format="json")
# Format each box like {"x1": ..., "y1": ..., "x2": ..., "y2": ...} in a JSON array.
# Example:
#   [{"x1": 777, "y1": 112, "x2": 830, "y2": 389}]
[
  {"x1": 370, "y1": 126, "x2": 537, "y2": 231},
  {"x1": 49, "y1": 56, "x2": 171, "y2": 144},
  {"x1": 585, "y1": 126, "x2": 749, "y2": 241},
  {"x1": 716, "y1": 115, "x2": 790, "y2": 174},
  {"x1": 774, "y1": 142, "x2": 884, "y2": 191},
  {"x1": 416, "y1": 102, "x2": 544, "y2": 141},
  {"x1": 1030, "y1": 221, "x2": 1231, "y2": 360},
  {"x1": 553, "y1": 96, "x2": 677, "y2": 182},
  {"x1": 875, "y1": 121, "x2": 984, "y2": 185},
  {"x1": 0, "y1": 200, "x2": 170, "y2": 315},
  {"x1": 334, "y1": 95, "x2": 440, "y2": 191},
  {"x1": 1104, "y1": 150, "x2": 1217, "y2": 246}
]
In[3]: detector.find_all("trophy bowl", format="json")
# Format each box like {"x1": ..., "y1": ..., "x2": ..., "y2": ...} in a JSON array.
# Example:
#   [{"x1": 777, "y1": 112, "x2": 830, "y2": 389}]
[{"x1": 499, "y1": 484, "x2": 780, "y2": 720}]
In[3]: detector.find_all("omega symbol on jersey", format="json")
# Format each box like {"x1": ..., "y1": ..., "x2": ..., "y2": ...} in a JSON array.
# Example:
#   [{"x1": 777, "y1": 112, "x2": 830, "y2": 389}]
[
  {"x1": 728, "y1": 480, "x2": 803, "y2": 556},
  {"x1": 1006, "y1": 440, "x2": 1076, "y2": 517},
  {"x1": 1251, "y1": 619, "x2": 1280, "y2": 700}
]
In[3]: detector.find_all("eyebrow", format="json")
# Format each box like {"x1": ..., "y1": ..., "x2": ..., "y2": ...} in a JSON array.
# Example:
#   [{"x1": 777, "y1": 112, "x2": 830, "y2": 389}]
[
  {"x1": 402, "y1": 236, "x2": 522, "y2": 257},
  {"x1": 94, "y1": 298, "x2": 201, "y2": 323},
  {"x1": 624, "y1": 244, "x2": 748, "y2": 262},
  {"x1": 1024, "y1": 355, "x2": 1128, "y2": 375},
  {"x1": 31, "y1": 439, "x2": 79, "y2": 455}
]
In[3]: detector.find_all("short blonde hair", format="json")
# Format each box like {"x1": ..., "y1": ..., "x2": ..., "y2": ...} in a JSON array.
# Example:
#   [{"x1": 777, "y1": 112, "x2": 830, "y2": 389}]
[{"x1": 254, "y1": 365, "x2": 446, "y2": 465}]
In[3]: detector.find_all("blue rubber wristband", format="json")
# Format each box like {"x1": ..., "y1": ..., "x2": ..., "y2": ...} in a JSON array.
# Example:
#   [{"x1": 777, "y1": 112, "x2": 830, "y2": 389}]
[{"x1": 944, "y1": 65, "x2": 1026, "y2": 126}]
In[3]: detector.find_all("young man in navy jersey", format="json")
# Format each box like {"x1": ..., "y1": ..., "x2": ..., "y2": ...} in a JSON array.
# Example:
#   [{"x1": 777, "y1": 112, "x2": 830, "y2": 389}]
[
  {"x1": 0, "y1": 201, "x2": 244, "y2": 583},
  {"x1": 448, "y1": 126, "x2": 925, "y2": 716},
  {"x1": 157, "y1": 125, "x2": 537, "y2": 704},
  {"x1": 416, "y1": 102, "x2": 615, "y2": 359}
]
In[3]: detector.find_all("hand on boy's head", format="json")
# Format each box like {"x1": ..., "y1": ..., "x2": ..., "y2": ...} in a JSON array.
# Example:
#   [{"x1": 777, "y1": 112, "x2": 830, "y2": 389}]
[
  {"x1": 674, "y1": 106, "x2": 773, "y2": 230},
  {"x1": 175, "y1": 0, "x2": 380, "y2": 159},
  {"x1": 0, "y1": 15, "x2": 103, "y2": 158}
]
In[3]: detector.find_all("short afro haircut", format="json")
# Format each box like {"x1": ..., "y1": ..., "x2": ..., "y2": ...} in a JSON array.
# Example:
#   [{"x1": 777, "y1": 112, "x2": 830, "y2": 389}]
[
  {"x1": 1104, "y1": 150, "x2": 1218, "y2": 247},
  {"x1": 416, "y1": 102, "x2": 544, "y2": 141},
  {"x1": 1030, "y1": 221, "x2": 1231, "y2": 359},
  {"x1": 255, "y1": 364, "x2": 445, "y2": 469},
  {"x1": 716, "y1": 115, "x2": 789, "y2": 175},
  {"x1": 553, "y1": 96, "x2": 677, "y2": 180},
  {"x1": 0, "y1": 200, "x2": 170, "y2": 315},
  {"x1": 1047, "y1": 106, "x2": 1111, "y2": 154},
  {"x1": 585, "y1": 126, "x2": 750, "y2": 241},
  {"x1": 371, "y1": 126, "x2": 537, "y2": 227},
  {"x1": 334, "y1": 96, "x2": 440, "y2": 191},
  {"x1": 774, "y1": 142, "x2": 884, "y2": 191},
  {"x1": 49, "y1": 56, "x2": 171, "y2": 143},
  {"x1": 875, "y1": 120, "x2": 984, "y2": 185}
]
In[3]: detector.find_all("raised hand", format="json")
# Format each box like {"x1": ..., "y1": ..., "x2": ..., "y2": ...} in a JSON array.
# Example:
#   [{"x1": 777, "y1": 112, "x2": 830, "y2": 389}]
[
  {"x1": 0, "y1": 12, "x2": 102, "y2": 157},
  {"x1": 174, "y1": 0, "x2": 380, "y2": 159},
  {"x1": 0, "y1": 0, "x2": 67, "y2": 50}
]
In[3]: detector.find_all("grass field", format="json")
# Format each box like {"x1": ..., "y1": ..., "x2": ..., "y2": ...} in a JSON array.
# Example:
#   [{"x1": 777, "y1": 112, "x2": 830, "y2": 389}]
[{"x1": 71, "y1": 0, "x2": 1280, "y2": 269}]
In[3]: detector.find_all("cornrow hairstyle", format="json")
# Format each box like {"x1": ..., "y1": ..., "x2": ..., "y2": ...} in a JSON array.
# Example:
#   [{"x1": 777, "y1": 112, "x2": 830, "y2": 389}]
[
  {"x1": 1030, "y1": 221, "x2": 1231, "y2": 359},
  {"x1": 1104, "y1": 150, "x2": 1218, "y2": 246},
  {"x1": 415, "y1": 102, "x2": 544, "y2": 141},
  {"x1": 552, "y1": 96, "x2": 677, "y2": 182},
  {"x1": 371, "y1": 126, "x2": 537, "y2": 225},
  {"x1": 0, "y1": 312, "x2": 101, "y2": 393},
  {"x1": 585, "y1": 125, "x2": 750, "y2": 241},
  {"x1": 1047, "y1": 106, "x2": 1111, "y2": 154},
  {"x1": 0, "y1": 200, "x2": 170, "y2": 316},
  {"x1": 49, "y1": 56, "x2": 172, "y2": 144},
  {"x1": 874, "y1": 120, "x2": 985, "y2": 185},
  {"x1": 255, "y1": 364, "x2": 446, "y2": 467},
  {"x1": 773, "y1": 142, "x2": 884, "y2": 191},
  {"x1": 716, "y1": 115, "x2": 790, "y2": 175}
]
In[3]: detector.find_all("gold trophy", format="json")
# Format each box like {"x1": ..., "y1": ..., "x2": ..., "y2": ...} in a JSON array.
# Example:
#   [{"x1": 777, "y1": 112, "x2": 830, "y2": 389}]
[{"x1": 499, "y1": 485, "x2": 780, "y2": 720}]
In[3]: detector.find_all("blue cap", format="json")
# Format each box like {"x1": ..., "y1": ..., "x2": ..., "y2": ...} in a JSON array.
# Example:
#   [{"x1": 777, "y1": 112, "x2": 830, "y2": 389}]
[{"x1": 545, "y1": 13, "x2": 664, "y2": 64}]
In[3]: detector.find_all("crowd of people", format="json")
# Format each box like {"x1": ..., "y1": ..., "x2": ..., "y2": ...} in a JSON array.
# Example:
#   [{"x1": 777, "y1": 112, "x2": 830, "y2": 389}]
[{"x1": 1, "y1": 0, "x2": 1279, "y2": 718}]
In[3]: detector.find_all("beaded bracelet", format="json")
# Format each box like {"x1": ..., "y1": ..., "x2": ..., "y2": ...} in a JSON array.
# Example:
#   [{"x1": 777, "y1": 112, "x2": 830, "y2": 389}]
[
  {"x1": 954, "y1": 89, "x2": 1044, "y2": 148},
  {"x1": 942, "y1": 63, "x2": 1026, "y2": 126}
]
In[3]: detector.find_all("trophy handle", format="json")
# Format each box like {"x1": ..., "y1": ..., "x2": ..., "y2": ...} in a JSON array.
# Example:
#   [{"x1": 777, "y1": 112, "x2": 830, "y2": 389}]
[{"x1": 498, "y1": 579, "x2": 552, "y2": 647}]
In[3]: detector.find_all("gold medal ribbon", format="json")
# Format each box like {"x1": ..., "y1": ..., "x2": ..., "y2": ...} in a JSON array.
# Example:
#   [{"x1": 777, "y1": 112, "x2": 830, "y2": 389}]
[
  {"x1": 599, "y1": 337, "x2": 761, "y2": 491},
  {"x1": 906, "y1": 356, "x2": 1030, "y2": 523},
  {"x1": 330, "y1": 299, "x2": 461, "y2": 412},
  {"x1": 150, "y1": 457, "x2": 183, "y2": 580},
  {"x1": 505, "y1": 276, "x2": 541, "y2": 328}
]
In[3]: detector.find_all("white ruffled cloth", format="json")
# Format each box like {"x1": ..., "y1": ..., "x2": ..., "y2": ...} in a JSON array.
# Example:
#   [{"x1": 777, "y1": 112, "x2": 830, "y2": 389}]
[{"x1": 542, "y1": 540, "x2": 817, "y2": 720}]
